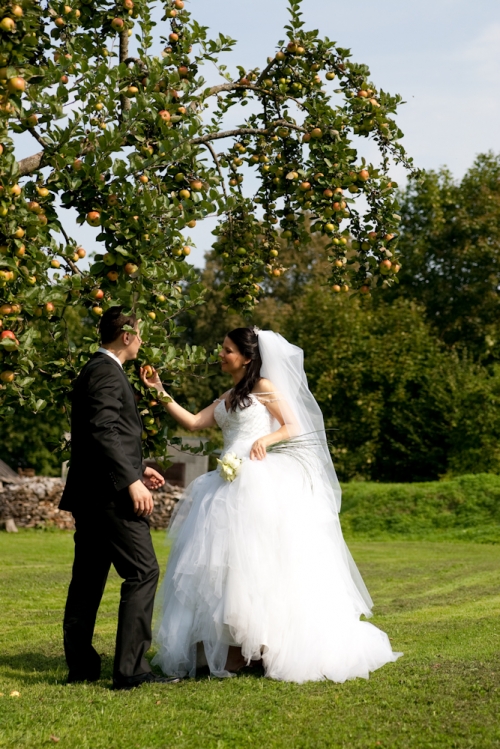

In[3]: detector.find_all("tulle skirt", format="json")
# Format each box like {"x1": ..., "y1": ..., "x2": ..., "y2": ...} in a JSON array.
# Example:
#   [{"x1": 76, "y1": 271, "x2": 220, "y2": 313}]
[{"x1": 153, "y1": 450, "x2": 402, "y2": 683}]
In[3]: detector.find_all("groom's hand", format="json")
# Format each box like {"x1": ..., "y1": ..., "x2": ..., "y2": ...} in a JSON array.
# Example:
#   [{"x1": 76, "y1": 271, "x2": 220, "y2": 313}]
[
  {"x1": 129, "y1": 479, "x2": 154, "y2": 517},
  {"x1": 142, "y1": 466, "x2": 165, "y2": 490}
]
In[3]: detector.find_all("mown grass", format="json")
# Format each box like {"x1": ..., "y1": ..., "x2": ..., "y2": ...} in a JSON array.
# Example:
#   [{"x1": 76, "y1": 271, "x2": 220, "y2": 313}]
[
  {"x1": 341, "y1": 473, "x2": 500, "y2": 543},
  {"x1": 0, "y1": 530, "x2": 499, "y2": 748}
]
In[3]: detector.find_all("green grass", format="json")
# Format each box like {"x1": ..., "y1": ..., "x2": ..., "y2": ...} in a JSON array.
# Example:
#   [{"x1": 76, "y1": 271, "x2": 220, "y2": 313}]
[
  {"x1": 1, "y1": 531, "x2": 499, "y2": 748},
  {"x1": 341, "y1": 473, "x2": 500, "y2": 543}
]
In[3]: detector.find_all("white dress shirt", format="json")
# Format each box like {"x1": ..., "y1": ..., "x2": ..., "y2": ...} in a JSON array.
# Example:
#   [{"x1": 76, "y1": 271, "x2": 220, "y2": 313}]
[{"x1": 97, "y1": 346, "x2": 123, "y2": 369}]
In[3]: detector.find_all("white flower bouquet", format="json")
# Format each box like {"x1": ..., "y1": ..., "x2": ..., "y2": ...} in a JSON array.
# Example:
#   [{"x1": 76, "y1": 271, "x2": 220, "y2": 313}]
[{"x1": 217, "y1": 452, "x2": 243, "y2": 482}]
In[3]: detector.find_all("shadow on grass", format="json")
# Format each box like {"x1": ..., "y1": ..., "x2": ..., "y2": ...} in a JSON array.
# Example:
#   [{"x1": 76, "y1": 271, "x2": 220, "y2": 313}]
[{"x1": 0, "y1": 652, "x2": 115, "y2": 687}]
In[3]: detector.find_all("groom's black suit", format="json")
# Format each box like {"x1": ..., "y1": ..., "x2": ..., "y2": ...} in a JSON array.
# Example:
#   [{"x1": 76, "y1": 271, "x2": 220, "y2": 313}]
[{"x1": 60, "y1": 352, "x2": 160, "y2": 687}]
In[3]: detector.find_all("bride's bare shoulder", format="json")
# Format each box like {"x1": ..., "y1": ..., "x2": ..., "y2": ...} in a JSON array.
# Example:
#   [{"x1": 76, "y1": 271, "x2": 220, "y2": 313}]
[
  {"x1": 214, "y1": 389, "x2": 231, "y2": 403},
  {"x1": 253, "y1": 378, "x2": 277, "y2": 394}
]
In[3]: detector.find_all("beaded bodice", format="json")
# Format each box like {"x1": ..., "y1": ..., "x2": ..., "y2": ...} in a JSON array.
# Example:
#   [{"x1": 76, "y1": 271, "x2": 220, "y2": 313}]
[{"x1": 214, "y1": 394, "x2": 275, "y2": 453}]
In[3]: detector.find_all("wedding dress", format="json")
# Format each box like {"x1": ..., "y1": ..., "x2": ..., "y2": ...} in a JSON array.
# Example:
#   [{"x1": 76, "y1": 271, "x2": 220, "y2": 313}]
[{"x1": 153, "y1": 333, "x2": 402, "y2": 683}]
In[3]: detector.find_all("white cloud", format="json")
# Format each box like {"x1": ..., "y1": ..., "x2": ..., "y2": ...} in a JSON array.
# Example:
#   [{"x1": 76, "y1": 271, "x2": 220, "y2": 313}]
[{"x1": 460, "y1": 22, "x2": 500, "y2": 81}]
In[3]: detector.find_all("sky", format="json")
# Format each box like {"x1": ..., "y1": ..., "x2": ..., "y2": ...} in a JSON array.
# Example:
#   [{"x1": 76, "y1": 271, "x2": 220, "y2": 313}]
[{"x1": 15, "y1": 0, "x2": 500, "y2": 268}]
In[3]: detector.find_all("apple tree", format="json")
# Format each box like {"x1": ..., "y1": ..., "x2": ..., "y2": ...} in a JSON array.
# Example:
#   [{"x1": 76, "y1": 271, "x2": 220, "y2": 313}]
[{"x1": 0, "y1": 0, "x2": 415, "y2": 457}]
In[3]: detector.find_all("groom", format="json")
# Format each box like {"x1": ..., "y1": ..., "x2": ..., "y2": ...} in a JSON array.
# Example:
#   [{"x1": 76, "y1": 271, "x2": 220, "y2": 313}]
[{"x1": 60, "y1": 306, "x2": 180, "y2": 689}]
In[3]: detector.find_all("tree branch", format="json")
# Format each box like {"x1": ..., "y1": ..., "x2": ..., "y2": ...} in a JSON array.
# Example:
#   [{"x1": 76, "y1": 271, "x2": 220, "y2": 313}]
[
  {"x1": 119, "y1": 29, "x2": 131, "y2": 115},
  {"x1": 18, "y1": 151, "x2": 44, "y2": 177},
  {"x1": 203, "y1": 142, "x2": 228, "y2": 199}
]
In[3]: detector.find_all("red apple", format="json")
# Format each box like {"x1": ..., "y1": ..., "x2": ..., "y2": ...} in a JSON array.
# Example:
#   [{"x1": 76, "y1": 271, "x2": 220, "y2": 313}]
[
  {"x1": 124, "y1": 262, "x2": 138, "y2": 275},
  {"x1": 86, "y1": 211, "x2": 101, "y2": 227},
  {"x1": 111, "y1": 17, "x2": 124, "y2": 31}
]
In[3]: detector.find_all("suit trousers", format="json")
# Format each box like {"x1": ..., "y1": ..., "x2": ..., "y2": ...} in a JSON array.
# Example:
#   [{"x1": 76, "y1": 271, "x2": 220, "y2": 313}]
[{"x1": 63, "y1": 500, "x2": 160, "y2": 686}]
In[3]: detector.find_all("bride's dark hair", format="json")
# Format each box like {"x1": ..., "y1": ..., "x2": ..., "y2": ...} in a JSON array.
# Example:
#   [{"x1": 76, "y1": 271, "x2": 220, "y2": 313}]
[{"x1": 227, "y1": 327, "x2": 262, "y2": 411}]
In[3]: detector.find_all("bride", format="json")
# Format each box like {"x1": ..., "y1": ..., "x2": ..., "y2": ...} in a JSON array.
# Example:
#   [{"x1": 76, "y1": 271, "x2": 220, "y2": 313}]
[{"x1": 140, "y1": 327, "x2": 401, "y2": 683}]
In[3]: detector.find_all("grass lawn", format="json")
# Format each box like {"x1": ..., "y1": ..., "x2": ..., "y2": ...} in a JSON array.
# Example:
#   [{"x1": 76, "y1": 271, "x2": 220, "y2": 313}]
[{"x1": 0, "y1": 531, "x2": 499, "y2": 748}]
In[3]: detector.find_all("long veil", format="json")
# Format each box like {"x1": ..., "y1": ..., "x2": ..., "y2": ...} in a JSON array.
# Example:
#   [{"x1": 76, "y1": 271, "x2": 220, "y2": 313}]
[
  {"x1": 257, "y1": 330, "x2": 373, "y2": 613},
  {"x1": 257, "y1": 330, "x2": 342, "y2": 512}
]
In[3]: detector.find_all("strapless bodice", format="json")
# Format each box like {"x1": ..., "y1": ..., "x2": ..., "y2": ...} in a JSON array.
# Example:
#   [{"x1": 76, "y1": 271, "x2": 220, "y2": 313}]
[{"x1": 214, "y1": 395, "x2": 274, "y2": 452}]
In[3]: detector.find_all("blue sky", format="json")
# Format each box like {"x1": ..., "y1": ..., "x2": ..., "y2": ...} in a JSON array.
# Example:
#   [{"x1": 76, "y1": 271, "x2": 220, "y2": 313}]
[{"x1": 16, "y1": 0, "x2": 500, "y2": 268}]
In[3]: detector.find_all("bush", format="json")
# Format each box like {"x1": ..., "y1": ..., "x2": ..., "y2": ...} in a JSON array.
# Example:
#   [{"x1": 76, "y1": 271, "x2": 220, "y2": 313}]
[{"x1": 340, "y1": 474, "x2": 500, "y2": 542}]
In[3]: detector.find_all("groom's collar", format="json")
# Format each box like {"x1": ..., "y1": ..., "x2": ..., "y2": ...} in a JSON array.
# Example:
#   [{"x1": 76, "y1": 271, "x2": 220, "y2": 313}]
[{"x1": 97, "y1": 346, "x2": 123, "y2": 369}]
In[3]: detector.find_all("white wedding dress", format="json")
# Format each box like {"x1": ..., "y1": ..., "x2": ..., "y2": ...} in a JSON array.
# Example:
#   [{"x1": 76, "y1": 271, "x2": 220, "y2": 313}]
[{"x1": 153, "y1": 391, "x2": 402, "y2": 683}]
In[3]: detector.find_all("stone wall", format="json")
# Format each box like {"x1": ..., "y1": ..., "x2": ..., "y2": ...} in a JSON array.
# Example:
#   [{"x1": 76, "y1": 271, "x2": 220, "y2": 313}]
[{"x1": 0, "y1": 476, "x2": 184, "y2": 530}]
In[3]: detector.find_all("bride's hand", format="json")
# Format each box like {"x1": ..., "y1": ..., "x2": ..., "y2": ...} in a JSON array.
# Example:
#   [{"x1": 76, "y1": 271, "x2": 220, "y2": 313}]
[
  {"x1": 250, "y1": 438, "x2": 267, "y2": 461},
  {"x1": 140, "y1": 366, "x2": 163, "y2": 391}
]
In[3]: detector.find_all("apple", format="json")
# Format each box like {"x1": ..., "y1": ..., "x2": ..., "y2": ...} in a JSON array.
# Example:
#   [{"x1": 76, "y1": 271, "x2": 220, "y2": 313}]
[
  {"x1": 272, "y1": 269, "x2": 281, "y2": 277},
  {"x1": 7, "y1": 77, "x2": 26, "y2": 94},
  {"x1": 86, "y1": 211, "x2": 101, "y2": 227},
  {"x1": 55, "y1": 17, "x2": 65, "y2": 27},
  {"x1": 124, "y1": 262, "x2": 138, "y2": 275},
  {"x1": 269, "y1": 249, "x2": 279, "y2": 257},
  {"x1": 106, "y1": 270, "x2": 119, "y2": 281},
  {"x1": 60, "y1": 75, "x2": 69, "y2": 84},
  {"x1": 111, "y1": 17, "x2": 124, "y2": 30},
  {"x1": 326, "y1": 72, "x2": 336, "y2": 81},
  {"x1": 384, "y1": 233, "x2": 395, "y2": 242},
  {"x1": 38, "y1": 214, "x2": 48, "y2": 225},
  {"x1": 91, "y1": 288, "x2": 104, "y2": 300},
  {"x1": 158, "y1": 109, "x2": 171, "y2": 122},
  {"x1": 10, "y1": 304, "x2": 21, "y2": 313},
  {"x1": 139, "y1": 175, "x2": 148, "y2": 184},
  {"x1": 0, "y1": 370, "x2": 15, "y2": 383},
  {"x1": 92, "y1": 306, "x2": 103, "y2": 316},
  {"x1": 76, "y1": 247, "x2": 86, "y2": 258},
  {"x1": 380, "y1": 259, "x2": 392, "y2": 273},
  {"x1": 143, "y1": 364, "x2": 153, "y2": 378},
  {"x1": 359, "y1": 169, "x2": 370, "y2": 181},
  {"x1": 178, "y1": 66, "x2": 189, "y2": 77},
  {"x1": 324, "y1": 223, "x2": 335, "y2": 233},
  {"x1": 1, "y1": 330, "x2": 18, "y2": 344},
  {"x1": 51, "y1": 259, "x2": 60, "y2": 268},
  {"x1": 10, "y1": 184, "x2": 21, "y2": 197},
  {"x1": 37, "y1": 186, "x2": 49, "y2": 197},
  {"x1": 11, "y1": 5, "x2": 23, "y2": 17},
  {"x1": 0, "y1": 304, "x2": 13, "y2": 315},
  {"x1": 174, "y1": 0, "x2": 184, "y2": 7},
  {"x1": 310, "y1": 128, "x2": 323, "y2": 139},
  {"x1": 45, "y1": 302, "x2": 55, "y2": 314},
  {"x1": 302, "y1": 133, "x2": 311, "y2": 143},
  {"x1": 169, "y1": 32, "x2": 179, "y2": 42},
  {"x1": 0, "y1": 18, "x2": 16, "y2": 32},
  {"x1": 126, "y1": 86, "x2": 138, "y2": 97},
  {"x1": 182, "y1": 246, "x2": 191, "y2": 256},
  {"x1": 360, "y1": 285, "x2": 370, "y2": 294},
  {"x1": 357, "y1": 90, "x2": 368, "y2": 98},
  {"x1": 123, "y1": 0, "x2": 134, "y2": 8},
  {"x1": 331, "y1": 284, "x2": 341, "y2": 293},
  {"x1": 27, "y1": 201, "x2": 40, "y2": 213},
  {"x1": 392, "y1": 263, "x2": 401, "y2": 273},
  {"x1": 147, "y1": 311, "x2": 156, "y2": 320},
  {"x1": 323, "y1": 189, "x2": 333, "y2": 198},
  {"x1": 13, "y1": 227, "x2": 25, "y2": 238},
  {"x1": 73, "y1": 158, "x2": 83, "y2": 171},
  {"x1": 0, "y1": 144, "x2": 3, "y2": 156},
  {"x1": 177, "y1": 106, "x2": 187, "y2": 115},
  {"x1": 189, "y1": 180, "x2": 203, "y2": 191},
  {"x1": 15, "y1": 245, "x2": 25, "y2": 257},
  {"x1": 186, "y1": 220, "x2": 196, "y2": 228},
  {"x1": 157, "y1": 295, "x2": 166, "y2": 303},
  {"x1": 179, "y1": 189, "x2": 190, "y2": 200},
  {"x1": 103, "y1": 252, "x2": 116, "y2": 265}
]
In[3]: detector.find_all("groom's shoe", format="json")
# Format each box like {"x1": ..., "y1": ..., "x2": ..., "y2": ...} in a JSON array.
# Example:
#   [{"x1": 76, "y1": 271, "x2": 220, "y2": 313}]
[
  {"x1": 67, "y1": 670, "x2": 101, "y2": 684},
  {"x1": 113, "y1": 672, "x2": 182, "y2": 690}
]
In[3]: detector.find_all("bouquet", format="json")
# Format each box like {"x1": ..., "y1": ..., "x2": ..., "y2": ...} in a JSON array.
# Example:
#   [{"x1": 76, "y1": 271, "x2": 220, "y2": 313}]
[{"x1": 217, "y1": 452, "x2": 243, "y2": 482}]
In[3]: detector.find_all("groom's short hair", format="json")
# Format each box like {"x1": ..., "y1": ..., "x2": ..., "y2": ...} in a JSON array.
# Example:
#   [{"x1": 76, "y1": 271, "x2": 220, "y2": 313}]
[{"x1": 99, "y1": 306, "x2": 138, "y2": 344}]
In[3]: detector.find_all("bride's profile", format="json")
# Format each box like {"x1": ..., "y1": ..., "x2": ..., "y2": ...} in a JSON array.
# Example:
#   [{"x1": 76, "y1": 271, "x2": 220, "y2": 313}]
[{"x1": 140, "y1": 327, "x2": 401, "y2": 683}]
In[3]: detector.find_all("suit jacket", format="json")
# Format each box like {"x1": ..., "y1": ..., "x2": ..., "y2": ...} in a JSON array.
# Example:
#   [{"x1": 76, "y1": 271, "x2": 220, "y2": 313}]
[{"x1": 59, "y1": 352, "x2": 143, "y2": 512}]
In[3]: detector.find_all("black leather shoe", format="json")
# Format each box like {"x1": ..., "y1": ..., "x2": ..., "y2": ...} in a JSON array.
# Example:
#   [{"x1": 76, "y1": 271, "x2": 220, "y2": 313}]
[{"x1": 113, "y1": 672, "x2": 182, "y2": 690}]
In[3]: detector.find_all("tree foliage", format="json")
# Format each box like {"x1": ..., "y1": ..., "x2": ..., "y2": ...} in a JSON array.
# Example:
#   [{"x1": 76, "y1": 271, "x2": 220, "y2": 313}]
[
  {"x1": 0, "y1": 0, "x2": 414, "y2": 458},
  {"x1": 393, "y1": 152, "x2": 500, "y2": 362}
]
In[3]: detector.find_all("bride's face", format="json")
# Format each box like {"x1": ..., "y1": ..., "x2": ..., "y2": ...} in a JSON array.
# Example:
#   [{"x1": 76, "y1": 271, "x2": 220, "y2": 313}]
[{"x1": 220, "y1": 336, "x2": 248, "y2": 375}]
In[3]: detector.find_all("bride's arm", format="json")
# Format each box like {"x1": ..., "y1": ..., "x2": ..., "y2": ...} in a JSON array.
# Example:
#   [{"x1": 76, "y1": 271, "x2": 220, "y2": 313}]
[
  {"x1": 250, "y1": 379, "x2": 300, "y2": 460},
  {"x1": 140, "y1": 367, "x2": 226, "y2": 431}
]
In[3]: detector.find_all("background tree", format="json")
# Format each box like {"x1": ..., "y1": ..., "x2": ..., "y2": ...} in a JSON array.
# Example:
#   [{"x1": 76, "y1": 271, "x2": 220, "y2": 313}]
[
  {"x1": 0, "y1": 0, "x2": 414, "y2": 461},
  {"x1": 392, "y1": 152, "x2": 500, "y2": 363}
]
